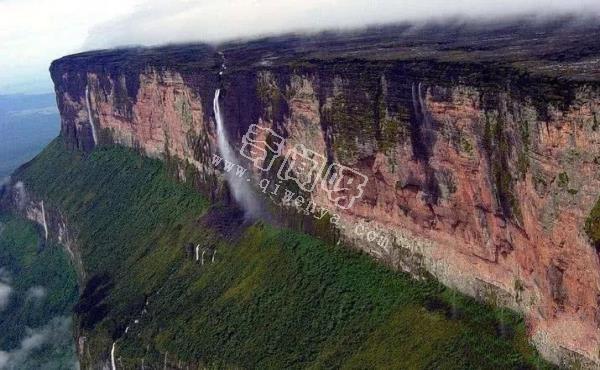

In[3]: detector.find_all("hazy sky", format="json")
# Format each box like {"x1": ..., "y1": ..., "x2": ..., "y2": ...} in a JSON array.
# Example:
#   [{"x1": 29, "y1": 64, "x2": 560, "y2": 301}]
[
  {"x1": 0, "y1": 0, "x2": 141, "y2": 94},
  {"x1": 1, "y1": 0, "x2": 600, "y2": 94}
]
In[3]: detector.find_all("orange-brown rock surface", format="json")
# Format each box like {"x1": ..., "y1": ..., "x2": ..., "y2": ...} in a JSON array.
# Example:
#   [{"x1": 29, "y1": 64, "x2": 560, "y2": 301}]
[{"x1": 49, "y1": 31, "x2": 600, "y2": 366}]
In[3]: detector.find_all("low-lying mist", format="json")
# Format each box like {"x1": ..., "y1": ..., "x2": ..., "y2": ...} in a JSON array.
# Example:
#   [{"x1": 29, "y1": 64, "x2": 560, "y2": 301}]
[{"x1": 84, "y1": 0, "x2": 600, "y2": 49}]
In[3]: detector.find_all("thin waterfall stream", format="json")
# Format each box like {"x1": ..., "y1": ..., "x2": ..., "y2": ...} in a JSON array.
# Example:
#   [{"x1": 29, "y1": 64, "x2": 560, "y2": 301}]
[
  {"x1": 85, "y1": 85, "x2": 98, "y2": 146},
  {"x1": 110, "y1": 342, "x2": 116, "y2": 370},
  {"x1": 213, "y1": 88, "x2": 262, "y2": 218}
]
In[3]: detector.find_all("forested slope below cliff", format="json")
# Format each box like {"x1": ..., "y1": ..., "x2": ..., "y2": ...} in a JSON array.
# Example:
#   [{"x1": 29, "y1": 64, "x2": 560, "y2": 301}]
[
  {"x1": 0, "y1": 213, "x2": 78, "y2": 368},
  {"x1": 0, "y1": 138, "x2": 554, "y2": 369}
]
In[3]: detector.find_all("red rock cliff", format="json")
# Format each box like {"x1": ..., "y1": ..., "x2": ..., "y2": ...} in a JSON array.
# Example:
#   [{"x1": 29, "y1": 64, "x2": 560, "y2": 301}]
[{"x1": 49, "y1": 25, "x2": 600, "y2": 366}]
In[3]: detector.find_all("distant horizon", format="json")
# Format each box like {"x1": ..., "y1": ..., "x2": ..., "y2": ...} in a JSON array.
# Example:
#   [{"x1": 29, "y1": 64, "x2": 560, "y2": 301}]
[
  {"x1": 0, "y1": 91, "x2": 55, "y2": 97},
  {"x1": 0, "y1": 79, "x2": 54, "y2": 95},
  {"x1": 0, "y1": 93, "x2": 60, "y2": 181}
]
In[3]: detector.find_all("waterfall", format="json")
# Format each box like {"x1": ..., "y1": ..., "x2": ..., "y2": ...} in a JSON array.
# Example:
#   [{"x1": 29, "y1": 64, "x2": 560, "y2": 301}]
[
  {"x1": 213, "y1": 89, "x2": 261, "y2": 218},
  {"x1": 40, "y1": 201, "x2": 48, "y2": 241},
  {"x1": 85, "y1": 85, "x2": 98, "y2": 146},
  {"x1": 13, "y1": 181, "x2": 26, "y2": 211},
  {"x1": 111, "y1": 342, "x2": 117, "y2": 370},
  {"x1": 411, "y1": 82, "x2": 431, "y2": 130},
  {"x1": 417, "y1": 82, "x2": 432, "y2": 129},
  {"x1": 410, "y1": 81, "x2": 436, "y2": 163},
  {"x1": 195, "y1": 244, "x2": 200, "y2": 261},
  {"x1": 411, "y1": 82, "x2": 420, "y2": 120}
]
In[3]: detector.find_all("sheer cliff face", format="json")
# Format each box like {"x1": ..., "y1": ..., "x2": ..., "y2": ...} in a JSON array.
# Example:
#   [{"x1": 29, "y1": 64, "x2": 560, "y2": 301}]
[
  {"x1": 50, "y1": 35, "x2": 600, "y2": 365},
  {"x1": 0, "y1": 181, "x2": 85, "y2": 283}
]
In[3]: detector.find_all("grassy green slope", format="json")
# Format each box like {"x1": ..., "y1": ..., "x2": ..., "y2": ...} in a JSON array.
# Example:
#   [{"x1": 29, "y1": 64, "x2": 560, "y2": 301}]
[
  {"x1": 14, "y1": 138, "x2": 552, "y2": 369},
  {"x1": 0, "y1": 213, "x2": 78, "y2": 368}
]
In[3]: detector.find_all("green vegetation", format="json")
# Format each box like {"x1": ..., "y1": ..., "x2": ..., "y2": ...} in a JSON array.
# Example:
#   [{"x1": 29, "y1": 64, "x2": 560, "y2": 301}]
[
  {"x1": 125, "y1": 223, "x2": 552, "y2": 369},
  {"x1": 483, "y1": 112, "x2": 522, "y2": 224},
  {"x1": 256, "y1": 71, "x2": 284, "y2": 122},
  {"x1": 557, "y1": 172, "x2": 569, "y2": 188},
  {"x1": 12, "y1": 138, "x2": 553, "y2": 368},
  {"x1": 377, "y1": 90, "x2": 411, "y2": 154},
  {"x1": 460, "y1": 136, "x2": 474, "y2": 155},
  {"x1": 585, "y1": 197, "x2": 600, "y2": 251},
  {"x1": 324, "y1": 82, "x2": 409, "y2": 163},
  {"x1": 556, "y1": 172, "x2": 579, "y2": 195},
  {"x1": 0, "y1": 213, "x2": 78, "y2": 368},
  {"x1": 325, "y1": 92, "x2": 374, "y2": 162}
]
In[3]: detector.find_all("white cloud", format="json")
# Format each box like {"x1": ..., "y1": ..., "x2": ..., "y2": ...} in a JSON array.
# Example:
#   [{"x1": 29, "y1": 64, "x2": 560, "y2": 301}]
[
  {"x1": 0, "y1": 270, "x2": 77, "y2": 369},
  {"x1": 0, "y1": 0, "x2": 141, "y2": 93},
  {"x1": 0, "y1": 317, "x2": 77, "y2": 370},
  {"x1": 2, "y1": 0, "x2": 600, "y2": 93},
  {"x1": 0, "y1": 352, "x2": 8, "y2": 369},
  {"x1": 0, "y1": 269, "x2": 11, "y2": 311},
  {"x1": 25, "y1": 286, "x2": 47, "y2": 301},
  {"x1": 84, "y1": 0, "x2": 600, "y2": 48}
]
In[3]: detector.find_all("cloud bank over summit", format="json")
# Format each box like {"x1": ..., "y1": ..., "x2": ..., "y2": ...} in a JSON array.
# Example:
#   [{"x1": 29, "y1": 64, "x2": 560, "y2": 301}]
[
  {"x1": 85, "y1": 0, "x2": 600, "y2": 48},
  {"x1": 2, "y1": 0, "x2": 599, "y2": 93}
]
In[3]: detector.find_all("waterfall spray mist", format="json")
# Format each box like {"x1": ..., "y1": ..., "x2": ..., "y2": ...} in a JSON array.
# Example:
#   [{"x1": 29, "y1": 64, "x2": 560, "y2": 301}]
[{"x1": 213, "y1": 89, "x2": 262, "y2": 218}]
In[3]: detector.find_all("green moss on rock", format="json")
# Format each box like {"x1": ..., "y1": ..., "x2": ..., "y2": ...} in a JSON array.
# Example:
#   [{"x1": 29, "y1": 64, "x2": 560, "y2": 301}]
[
  {"x1": 379, "y1": 104, "x2": 411, "y2": 154},
  {"x1": 325, "y1": 91, "x2": 376, "y2": 163},
  {"x1": 557, "y1": 172, "x2": 569, "y2": 188},
  {"x1": 483, "y1": 111, "x2": 522, "y2": 224},
  {"x1": 256, "y1": 71, "x2": 283, "y2": 121},
  {"x1": 585, "y1": 197, "x2": 600, "y2": 251},
  {"x1": 324, "y1": 76, "x2": 410, "y2": 163}
]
